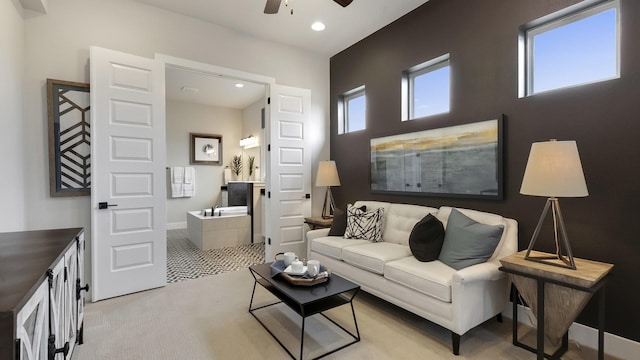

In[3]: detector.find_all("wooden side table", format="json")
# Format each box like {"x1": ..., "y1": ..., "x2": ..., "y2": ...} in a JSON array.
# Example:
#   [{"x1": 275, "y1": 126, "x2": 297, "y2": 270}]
[
  {"x1": 500, "y1": 250, "x2": 613, "y2": 360},
  {"x1": 304, "y1": 216, "x2": 333, "y2": 230}
]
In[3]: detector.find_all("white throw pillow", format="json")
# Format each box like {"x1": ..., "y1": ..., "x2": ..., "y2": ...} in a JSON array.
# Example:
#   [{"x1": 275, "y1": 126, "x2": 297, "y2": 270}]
[{"x1": 344, "y1": 204, "x2": 384, "y2": 242}]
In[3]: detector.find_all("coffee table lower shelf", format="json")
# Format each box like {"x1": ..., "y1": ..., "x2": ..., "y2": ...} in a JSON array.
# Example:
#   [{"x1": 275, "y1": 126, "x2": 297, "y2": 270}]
[{"x1": 249, "y1": 264, "x2": 361, "y2": 360}]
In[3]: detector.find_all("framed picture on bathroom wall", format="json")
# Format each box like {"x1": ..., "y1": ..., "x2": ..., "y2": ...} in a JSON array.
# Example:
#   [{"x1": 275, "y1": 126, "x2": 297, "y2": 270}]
[
  {"x1": 190, "y1": 133, "x2": 223, "y2": 165},
  {"x1": 370, "y1": 116, "x2": 504, "y2": 200}
]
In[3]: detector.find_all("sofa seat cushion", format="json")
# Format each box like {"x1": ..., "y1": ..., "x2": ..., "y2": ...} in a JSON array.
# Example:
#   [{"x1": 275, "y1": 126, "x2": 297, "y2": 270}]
[
  {"x1": 384, "y1": 257, "x2": 456, "y2": 302},
  {"x1": 342, "y1": 242, "x2": 412, "y2": 275},
  {"x1": 311, "y1": 236, "x2": 369, "y2": 260}
]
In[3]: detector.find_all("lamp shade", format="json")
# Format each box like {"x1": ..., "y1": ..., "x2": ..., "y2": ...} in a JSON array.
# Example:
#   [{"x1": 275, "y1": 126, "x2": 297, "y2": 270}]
[
  {"x1": 520, "y1": 140, "x2": 588, "y2": 197},
  {"x1": 315, "y1": 160, "x2": 341, "y2": 187}
]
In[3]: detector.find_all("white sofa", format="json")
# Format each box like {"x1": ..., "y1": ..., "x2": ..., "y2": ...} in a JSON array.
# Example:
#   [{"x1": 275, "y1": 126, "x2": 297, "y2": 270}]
[{"x1": 306, "y1": 201, "x2": 518, "y2": 355}]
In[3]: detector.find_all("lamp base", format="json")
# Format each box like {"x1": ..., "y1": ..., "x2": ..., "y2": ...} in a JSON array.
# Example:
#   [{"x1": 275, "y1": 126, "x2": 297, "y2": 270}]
[
  {"x1": 524, "y1": 198, "x2": 576, "y2": 270},
  {"x1": 524, "y1": 253, "x2": 576, "y2": 270},
  {"x1": 321, "y1": 187, "x2": 335, "y2": 219}
]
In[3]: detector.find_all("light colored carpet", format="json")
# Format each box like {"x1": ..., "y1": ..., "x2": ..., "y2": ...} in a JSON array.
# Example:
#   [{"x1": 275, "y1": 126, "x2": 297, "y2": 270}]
[{"x1": 71, "y1": 268, "x2": 613, "y2": 359}]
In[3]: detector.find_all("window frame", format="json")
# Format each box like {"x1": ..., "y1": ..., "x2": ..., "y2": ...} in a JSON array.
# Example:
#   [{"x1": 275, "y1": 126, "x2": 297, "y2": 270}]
[
  {"x1": 402, "y1": 54, "x2": 450, "y2": 121},
  {"x1": 520, "y1": 0, "x2": 620, "y2": 97},
  {"x1": 338, "y1": 86, "x2": 366, "y2": 134}
]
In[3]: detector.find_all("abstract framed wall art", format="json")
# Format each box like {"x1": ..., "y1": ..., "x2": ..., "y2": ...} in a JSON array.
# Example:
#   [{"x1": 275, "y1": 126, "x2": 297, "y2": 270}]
[
  {"x1": 190, "y1": 133, "x2": 223, "y2": 165},
  {"x1": 47, "y1": 79, "x2": 91, "y2": 197},
  {"x1": 370, "y1": 116, "x2": 503, "y2": 199}
]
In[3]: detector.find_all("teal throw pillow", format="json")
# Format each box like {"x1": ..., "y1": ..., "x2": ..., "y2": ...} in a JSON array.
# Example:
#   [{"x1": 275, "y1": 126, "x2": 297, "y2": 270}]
[{"x1": 438, "y1": 208, "x2": 504, "y2": 270}]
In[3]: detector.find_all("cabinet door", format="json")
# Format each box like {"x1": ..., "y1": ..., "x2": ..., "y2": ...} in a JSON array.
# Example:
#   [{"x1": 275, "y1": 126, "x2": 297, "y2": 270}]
[
  {"x1": 76, "y1": 232, "x2": 87, "y2": 340},
  {"x1": 64, "y1": 243, "x2": 78, "y2": 356},
  {"x1": 49, "y1": 257, "x2": 66, "y2": 359},
  {"x1": 16, "y1": 280, "x2": 49, "y2": 360}
]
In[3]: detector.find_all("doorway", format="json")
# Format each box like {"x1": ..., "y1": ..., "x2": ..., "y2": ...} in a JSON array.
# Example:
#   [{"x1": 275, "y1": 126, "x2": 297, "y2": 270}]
[
  {"x1": 160, "y1": 56, "x2": 272, "y2": 283},
  {"x1": 91, "y1": 49, "x2": 312, "y2": 299}
]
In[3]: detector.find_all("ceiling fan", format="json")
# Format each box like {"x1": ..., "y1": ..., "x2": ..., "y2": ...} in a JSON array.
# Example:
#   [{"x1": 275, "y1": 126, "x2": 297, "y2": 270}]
[{"x1": 264, "y1": 0, "x2": 354, "y2": 14}]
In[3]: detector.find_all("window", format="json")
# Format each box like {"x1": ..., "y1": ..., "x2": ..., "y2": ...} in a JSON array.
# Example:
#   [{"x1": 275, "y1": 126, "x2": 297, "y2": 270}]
[
  {"x1": 338, "y1": 86, "x2": 366, "y2": 134},
  {"x1": 402, "y1": 54, "x2": 450, "y2": 121},
  {"x1": 521, "y1": 0, "x2": 619, "y2": 96}
]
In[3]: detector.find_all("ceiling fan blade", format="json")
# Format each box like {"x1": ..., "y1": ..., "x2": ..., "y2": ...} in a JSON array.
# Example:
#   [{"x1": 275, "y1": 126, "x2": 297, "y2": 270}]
[
  {"x1": 333, "y1": 0, "x2": 354, "y2": 7},
  {"x1": 264, "y1": 0, "x2": 282, "y2": 14}
]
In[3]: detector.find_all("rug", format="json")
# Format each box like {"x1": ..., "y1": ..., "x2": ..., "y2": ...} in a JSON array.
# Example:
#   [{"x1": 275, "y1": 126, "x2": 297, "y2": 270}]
[{"x1": 166, "y1": 229, "x2": 264, "y2": 283}]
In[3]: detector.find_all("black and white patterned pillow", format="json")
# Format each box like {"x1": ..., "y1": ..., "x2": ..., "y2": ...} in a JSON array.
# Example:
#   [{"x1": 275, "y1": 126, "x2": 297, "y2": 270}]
[{"x1": 344, "y1": 205, "x2": 384, "y2": 242}]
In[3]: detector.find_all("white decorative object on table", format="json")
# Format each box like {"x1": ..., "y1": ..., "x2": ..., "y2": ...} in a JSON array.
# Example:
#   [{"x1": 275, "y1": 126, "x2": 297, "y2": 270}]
[
  {"x1": 307, "y1": 260, "x2": 320, "y2": 277},
  {"x1": 284, "y1": 252, "x2": 297, "y2": 267}
]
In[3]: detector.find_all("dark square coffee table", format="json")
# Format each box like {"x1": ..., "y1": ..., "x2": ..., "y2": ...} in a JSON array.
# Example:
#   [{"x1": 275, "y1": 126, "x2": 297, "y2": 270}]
[{"x1": 249, "y1": 262, "x2": 360, "y2": 360}]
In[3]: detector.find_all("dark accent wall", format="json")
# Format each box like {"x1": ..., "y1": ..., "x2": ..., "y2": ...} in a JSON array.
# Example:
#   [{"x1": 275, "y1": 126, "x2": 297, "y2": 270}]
[{"x1": 330, "y1": 0, "x2": 640, "y2": 342}]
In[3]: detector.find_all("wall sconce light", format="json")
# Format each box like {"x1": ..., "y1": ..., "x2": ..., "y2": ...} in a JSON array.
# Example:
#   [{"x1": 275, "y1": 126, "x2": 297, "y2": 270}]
[{"x1": 240, "y1": 135, "x2": 259, "y2": 149}]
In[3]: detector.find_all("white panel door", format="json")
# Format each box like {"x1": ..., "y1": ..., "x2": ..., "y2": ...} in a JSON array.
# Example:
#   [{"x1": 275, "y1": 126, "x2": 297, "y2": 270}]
[
  {"x1": 90, "y1": 47, "x2": 166, "y2": 301},
  {"x1": 265, "y1": 84, "x2": 311, "y2": 261}
]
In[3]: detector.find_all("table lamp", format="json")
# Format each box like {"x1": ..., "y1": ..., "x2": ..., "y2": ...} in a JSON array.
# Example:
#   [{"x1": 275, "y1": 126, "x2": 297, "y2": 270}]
[
  {"x1": 316, "y1": 160, "x2": 341, "y2": 219},
  {"x1": 520, "y1": 139, "x2": 588, "y2": 269}
]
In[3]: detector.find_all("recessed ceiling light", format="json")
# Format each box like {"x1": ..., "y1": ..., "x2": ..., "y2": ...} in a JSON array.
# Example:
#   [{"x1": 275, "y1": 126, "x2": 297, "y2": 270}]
[
  {"x1": 235, "y1": 83, "x2": 244, "y2": 88},
  {"x1": 181, "y1": 86, "x2": 199, "y2": 94},
  {"x1": 311, "y1": 21, "x2": 326, "y2": 31}
]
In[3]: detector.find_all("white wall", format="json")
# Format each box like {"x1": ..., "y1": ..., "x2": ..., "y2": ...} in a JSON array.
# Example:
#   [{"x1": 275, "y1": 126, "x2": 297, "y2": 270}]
[
  {"x1": 20, "y1": 0, "x2": 328, "y2": 231},
  {"x1": 0, "y1": 0, "x2": 26, "y2": 232},
  {"x1": 16, "y1": 0, "x2": 329, "y2": 287},
  {"x1": 241, "y1": 100, "x2": 264, "y2": 181},
  {"x1": 165, "y1": 100, "x2": 244, "y2": 227}
]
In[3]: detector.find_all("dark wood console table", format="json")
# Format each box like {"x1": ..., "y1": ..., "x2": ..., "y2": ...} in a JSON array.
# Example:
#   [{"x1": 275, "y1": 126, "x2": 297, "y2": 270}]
[{"x1": 0, "y1": 228, "x2": 88, "y2": 360}]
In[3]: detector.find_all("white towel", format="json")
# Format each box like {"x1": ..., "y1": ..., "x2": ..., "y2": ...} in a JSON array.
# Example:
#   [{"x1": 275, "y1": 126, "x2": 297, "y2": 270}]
[
  {"x1": 183, "y1": 167, "x2": 195, "y2": 197},
  {"x1": 184, "y1": 167, "x2": 195, "y2": 184},
  {"x1": 170, "y1": 167, "x2": 184, "y2": 198},
  {"x1": 171, "y1": 183, "x2": 184, "y2": 198},
  {"x1": 172, "y1": 167, "x2": 184, "y2": 184}
]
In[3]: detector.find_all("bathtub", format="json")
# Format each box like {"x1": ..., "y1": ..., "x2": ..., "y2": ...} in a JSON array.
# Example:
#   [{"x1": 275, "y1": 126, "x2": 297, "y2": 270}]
[
  {"x1": 186, "y1": 210, "x2": 251, "y2": 250},
  {"x1": 199, "y1": 206, "x2": 248, "y2": 217},
  {"x1": 213, "y1": 206, "x2": 247, "y2": 217}
]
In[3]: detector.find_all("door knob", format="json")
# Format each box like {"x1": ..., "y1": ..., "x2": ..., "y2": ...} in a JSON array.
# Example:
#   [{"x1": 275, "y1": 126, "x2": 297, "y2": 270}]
[{"x1": 98, "y1": 202, "x2": 118, "y2": 209}]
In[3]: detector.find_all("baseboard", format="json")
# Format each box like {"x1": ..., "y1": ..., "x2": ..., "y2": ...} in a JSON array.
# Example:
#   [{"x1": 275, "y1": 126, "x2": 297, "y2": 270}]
[
  {"x1": 167, "y1": 222, "x2": 186, "y2": 230},
  {"x1": 503, "y1": 302, "x2": 639, "y2": 359}
]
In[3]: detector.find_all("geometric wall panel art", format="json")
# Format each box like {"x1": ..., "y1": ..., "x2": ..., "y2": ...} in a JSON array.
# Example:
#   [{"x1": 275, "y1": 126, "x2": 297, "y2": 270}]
[{"x1": 47, "y1": 79, "x2": 91, "y2": 197}]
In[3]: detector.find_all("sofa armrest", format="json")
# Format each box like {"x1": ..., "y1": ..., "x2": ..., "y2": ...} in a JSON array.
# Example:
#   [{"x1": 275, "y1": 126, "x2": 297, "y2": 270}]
[
  {"x1": 306, "y1": 228, "x2": 331, "y2": 242},
  {"x1": 450, "y1": 260, "x2": 510, "y2": 335},
  {"x1": 452, "y1": 260, "x2": 504, "y2": 285}
]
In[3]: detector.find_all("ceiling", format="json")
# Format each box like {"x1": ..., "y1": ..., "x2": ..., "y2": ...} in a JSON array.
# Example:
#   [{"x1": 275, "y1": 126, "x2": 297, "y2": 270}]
[
  {"x1": 133, "y1": 0, "x2": 429, "y2": 56},
  {"x1": 165, "y1": 66, "x2": 266, "y2": 109},
  {"x1": 153, "y1": 0, "x2": 429, "y2": 108}
]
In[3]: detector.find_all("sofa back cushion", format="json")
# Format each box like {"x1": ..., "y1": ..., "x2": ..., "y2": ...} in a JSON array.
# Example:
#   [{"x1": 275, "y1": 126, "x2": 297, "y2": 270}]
[{"x1": 383, "y1": 204, "x2": 439, "y2": 245}]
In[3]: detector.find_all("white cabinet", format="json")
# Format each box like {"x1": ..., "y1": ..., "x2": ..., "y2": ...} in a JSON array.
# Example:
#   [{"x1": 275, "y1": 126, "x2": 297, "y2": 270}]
[
  {"x1": 1, "y1": 228, "x2": 87, "y2": 360},
  {"x1": 15, "y1": 281, "x2": 49, "y2": 360}
]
